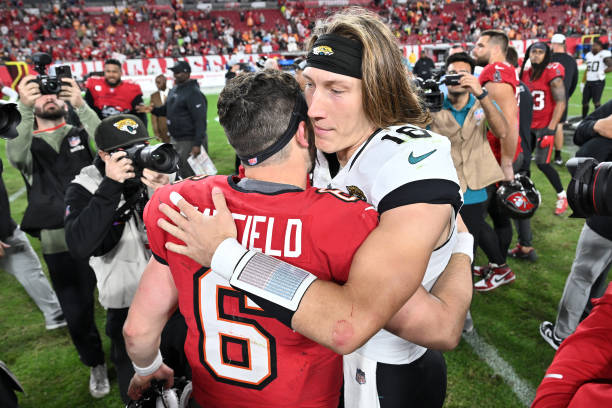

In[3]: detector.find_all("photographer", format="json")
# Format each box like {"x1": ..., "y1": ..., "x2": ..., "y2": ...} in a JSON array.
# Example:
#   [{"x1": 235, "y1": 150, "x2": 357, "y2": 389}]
[
  {"x1": 7, "y1": 74, "x2": 108, "y2": 398},
  {"x1": 64, "y1": 114, "x2": 189, "y2": 404},
  {"x1": 540, "y1": 99, "x2": 612, "y2": 351}
]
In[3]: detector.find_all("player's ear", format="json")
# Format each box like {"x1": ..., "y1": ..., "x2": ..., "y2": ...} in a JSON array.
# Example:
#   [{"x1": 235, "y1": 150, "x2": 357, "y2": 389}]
[{"x1": 295, "y1": 120, "x2": 309, "y2": 148}]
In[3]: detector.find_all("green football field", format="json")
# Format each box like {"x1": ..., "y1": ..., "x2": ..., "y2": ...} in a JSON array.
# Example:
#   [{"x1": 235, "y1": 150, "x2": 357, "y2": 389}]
[{"x1": 0, "y1": 76, "x2": 610, "y2": 407}]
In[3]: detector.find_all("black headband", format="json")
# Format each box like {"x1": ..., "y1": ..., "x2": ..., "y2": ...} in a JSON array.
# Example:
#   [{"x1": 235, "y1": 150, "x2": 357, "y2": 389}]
[
  {"x1": 306, "y1": 34, "x2": 363, "y2": 79},
  {"x1": 239, "y1": 94, "x2": 308, "y2": 166}
]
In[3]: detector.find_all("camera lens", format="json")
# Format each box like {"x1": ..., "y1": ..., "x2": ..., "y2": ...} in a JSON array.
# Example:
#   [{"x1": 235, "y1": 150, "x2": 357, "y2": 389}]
[{"x1": 138, "y1": 144, "x2": 179, "y2": 174}]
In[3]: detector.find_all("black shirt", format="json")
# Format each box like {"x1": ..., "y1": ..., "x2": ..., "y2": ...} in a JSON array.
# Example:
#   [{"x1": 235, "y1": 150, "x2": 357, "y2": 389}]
[
  {"x1": 551, "y1": 53, "x2": 578, "y2": 99},
  {"x1": 0, "y1": 159, "x2": 17, "y2": 241}
]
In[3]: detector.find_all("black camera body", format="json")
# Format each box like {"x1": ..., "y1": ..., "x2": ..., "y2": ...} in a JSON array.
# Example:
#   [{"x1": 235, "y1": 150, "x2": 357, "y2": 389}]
[
  {"x1": 0, "y1": 103, "x2": 21, "y2": 140},
  {"x1": 29, "y1": 53, "x2": 72, "y2": 95},
  {"x1": 566, "y1": 157, "x2": 612, "y2": 218},
  {"x1": 413, "y1": 77, "x2": 444, "y2": 112},
  {"x1": 443, "y1": 74, "x2": 463, "y2": 86},
  {"x1": 115, "y1": 143, "x2": 180, "y2": 178}
]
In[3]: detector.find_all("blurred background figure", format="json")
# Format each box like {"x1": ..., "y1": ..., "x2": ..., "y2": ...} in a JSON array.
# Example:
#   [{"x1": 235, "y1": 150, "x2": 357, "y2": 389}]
[{"x1": 149, "y1": 75, "x2": 169, "y2": 144}]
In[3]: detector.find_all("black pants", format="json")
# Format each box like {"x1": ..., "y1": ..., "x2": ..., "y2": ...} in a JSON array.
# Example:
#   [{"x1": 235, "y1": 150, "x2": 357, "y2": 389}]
[
  {"x1": 376, "y1": 349, "x2": 447, "y2": 408},
  {"x1": 582, "y1": 80, "x2": 605, "y2": 117},
  {"x1": 530, "y1": 131, "x2": 564, "y2": 193},
  {"x1": 479, "y1": 185, "x2": 512, "y2": 265},
  {"x1": 43, "y1": 252, "x2": 105, "y2": 367},
  {"x1": 460, "y1": 200, "x2": 488, "y2": 259},
  {"x1": 107, "y1": 308, "x2": 191, "y2": 404}
]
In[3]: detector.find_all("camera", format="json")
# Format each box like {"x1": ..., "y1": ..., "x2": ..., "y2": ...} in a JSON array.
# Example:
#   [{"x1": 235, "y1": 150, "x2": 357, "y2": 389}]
[
  {"x1": 0, "y1": 102, "x2": 21, "y2": 140},
  {"x1": 413, "y1": 77, "x2": 444, "y2": 112},
  {"x1": 29, "y1": 53, "x2": 72, "y2": 95},
  {"x1": 443, "y1": 74, "x2": 463, "y2": 86},
  {"x1": 566, "y1": 157, "x2": 612, "y2": 218},
  {"x1": 115, "y1": 143, "x2": 180, "y2": 178}
]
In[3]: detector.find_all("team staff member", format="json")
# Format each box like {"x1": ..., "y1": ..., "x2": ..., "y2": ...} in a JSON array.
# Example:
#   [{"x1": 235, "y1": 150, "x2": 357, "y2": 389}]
[
  {"x1": 85, "y1": 59, "x2": 147, "y2": 125},
  {"x1": 550, "y1": 34, "x2": 578, "y2": 166},
  {"x1": 520, "y1": 42, "x2": 568, "y2": 216},
  {"x1": 9, "y1": 75, "x2": 109, "y2": 398},
  {"x1": 150, "y1": 75, "x2": 169, "y2": 143},
  {"x1": 471, "y1": 29, "x2": 521, "y2": 291},
  {"x1": 158, "y1": 9, "x2": 473, "y2": 408},
  {"x1": 64, "y1": 115, "x2": 188, "y2": 403},
  {"x1": 141, "y1": 61, "x2": 208, "y2": 162},
  {"x1": 581, "y1": 38, "x2": 612, "y2": 118}
]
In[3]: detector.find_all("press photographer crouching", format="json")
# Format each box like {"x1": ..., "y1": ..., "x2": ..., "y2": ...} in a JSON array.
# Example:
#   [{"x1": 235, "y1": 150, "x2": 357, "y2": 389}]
[
  {"x1": 64, "y1": 114, "x2": 189, "y2": 404},
  {"x1": 533, "y1": 99, "x2": 612, "y2": 407}
]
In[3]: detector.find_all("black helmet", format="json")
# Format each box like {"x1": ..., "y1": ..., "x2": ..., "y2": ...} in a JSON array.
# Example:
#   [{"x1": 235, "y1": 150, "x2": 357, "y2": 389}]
[{"x1": 496, "y1": 174, "x2": 541, "y2": 219}]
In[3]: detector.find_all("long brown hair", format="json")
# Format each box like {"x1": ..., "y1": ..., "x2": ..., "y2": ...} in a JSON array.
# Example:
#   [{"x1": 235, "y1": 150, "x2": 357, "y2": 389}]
[{"x1": 308, "y1": 8, "x2": 431, "y2": 129}]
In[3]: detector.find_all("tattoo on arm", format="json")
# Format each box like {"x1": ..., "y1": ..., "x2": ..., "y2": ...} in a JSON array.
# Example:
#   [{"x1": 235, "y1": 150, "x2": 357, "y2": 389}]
[{"x1": 551, "y1": 78, "x2": 566, "y2": 102}]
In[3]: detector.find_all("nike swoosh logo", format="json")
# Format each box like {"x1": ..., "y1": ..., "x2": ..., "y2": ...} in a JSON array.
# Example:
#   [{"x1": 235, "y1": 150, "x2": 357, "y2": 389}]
[
  {"x1": 196, "y1": 104, "x2": 202, "y2": 108},
  {"x1": 491, "y1": 273, "x2": 509, "y2": 284},
  {"x1": 408, "y1": 149, "x2": 437, "y2": 164}
]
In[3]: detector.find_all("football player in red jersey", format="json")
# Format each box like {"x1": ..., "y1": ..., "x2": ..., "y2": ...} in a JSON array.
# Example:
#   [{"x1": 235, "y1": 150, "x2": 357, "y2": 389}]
[
  {"x1": 520, "y1": 42, "x2": 568, "y2": 217},
  {"x1": 84, "y1": 59, "x2": 147, "y2": 125},
  {"x1": 471, "y1": 30, "x2": 521, "y2": 291},
  {"x1": 124, "y1": 70, "x2": 471, "y2": 408}
]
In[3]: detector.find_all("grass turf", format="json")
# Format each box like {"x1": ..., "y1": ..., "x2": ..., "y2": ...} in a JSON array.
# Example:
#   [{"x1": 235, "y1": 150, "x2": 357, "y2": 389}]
[{"x1": 0, "y1": 77, "x2": 610, "y2": 407}]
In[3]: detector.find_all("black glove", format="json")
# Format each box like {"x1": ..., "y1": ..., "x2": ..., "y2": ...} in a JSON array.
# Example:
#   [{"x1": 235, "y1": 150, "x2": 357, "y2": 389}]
[{"x1": 534, "y1": 128, "x2": 556, "y2": 139}]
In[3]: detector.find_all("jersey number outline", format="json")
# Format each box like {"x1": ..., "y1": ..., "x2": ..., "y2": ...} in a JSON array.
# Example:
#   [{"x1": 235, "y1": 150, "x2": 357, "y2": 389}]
[
  {"x1": 194, "y1": 269, "x2": 277, "y2": 389},
  {"x1": 532, "y1": 90, "x2": 545, "y2": 111},
  {"x1": 587, "y1": 61, "x2": 600, "y2": 73}
]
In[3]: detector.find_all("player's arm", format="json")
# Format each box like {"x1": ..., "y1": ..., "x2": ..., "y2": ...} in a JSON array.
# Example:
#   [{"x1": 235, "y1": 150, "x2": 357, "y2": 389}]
[
  {"x1": 604, "y1": 56, "x2": 612, "y2": 73},
  {"x1": 486, "y1": 81, "x2": 518, "y2": 180},
  {"x1": 123, "y1": 256, "x2": 178, "y2": 400},
  {"x1": 384, "y1": 231, "x2": 473, "y2": 350},
  {"x1": 159, "y1": 190, "x2": 452, "y2": 355},
  {"x1": 547, "y1": 77, "x2": 567, "y2": 130},
  {"x1": 460, "y1": 74, "x2": 507, "y2": 140}
]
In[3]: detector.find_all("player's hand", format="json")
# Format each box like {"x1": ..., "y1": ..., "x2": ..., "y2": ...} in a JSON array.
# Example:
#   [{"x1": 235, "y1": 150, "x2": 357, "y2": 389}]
[
  {"x1": 58, "y1": 77, "x2": 84, "y2": 108},
  {"x1": 141, "y1": 168, "x2": 170, "y2": 191},
  {"x1": 458, "y1": 74, "x2": 483, "y2": 96},
  {"x1": 0, "y1": 241, "x2": 10, "y2": 258},
  {"x1": 158, "y1": 187, "x2": 238, "y2": 267},
  {"x1": 579, "y1": 82, "x2": 585, "y2": 93},
  {"x1": 17, "y1": 75, "x2": 41, "y2": 107},
  {"x1": 136, "y1": 104, "x2": 152, "y2": 113},
  {"x1": 190, "y1": 145, "x2": 201, "y2": 158},
  {"x1": 127, "y1": 363, "x2": 174, "y2": 401},
  {"x1": 104, "y1": 151, "x2": 135, "y2": 183}
]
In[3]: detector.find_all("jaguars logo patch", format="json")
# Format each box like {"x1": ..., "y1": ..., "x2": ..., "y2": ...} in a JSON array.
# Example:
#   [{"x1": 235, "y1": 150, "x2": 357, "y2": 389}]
[
  {"x1": 113, "y1": 118, "x2": 139, "y2": 135},
  {"x1": 347, "y1": 185, "x2": 367, "y2": 201},
  {"x1": 312, "y1": 45, "x2": 334, "y2": 56}
]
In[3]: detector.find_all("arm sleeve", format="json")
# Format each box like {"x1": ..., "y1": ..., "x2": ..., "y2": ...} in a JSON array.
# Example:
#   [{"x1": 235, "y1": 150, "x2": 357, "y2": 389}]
[
  {"x1": 574, "y1": 100, "x2": 612, "y2": 146},
  {"x1": 130, "y1": 93, "x2": 148, "y2": 127},
  {"x1": 64, "y1": 179, "x2": 126, "y2": 259},
  {"x1": 188, "y1": 91, "x2": 207, "y2": 148},
  {"x1": 84, "y1": 89, "x2": 103, "y2": 119},
  {"x1": 6, "y1": 102, "x2": 35, "y2": 179},
  {"x1": 75, "y1": 103, "x2": 101, "y2": 153},
  {"x1": 568, "y1": 62, "x2": 578, "y2": 97}
]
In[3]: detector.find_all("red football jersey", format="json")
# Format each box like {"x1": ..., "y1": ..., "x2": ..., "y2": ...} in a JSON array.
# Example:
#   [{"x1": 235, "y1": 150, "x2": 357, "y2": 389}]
[
  {"x1": 144, "y1": 175, "x2": 378, "y2": 408},
  {"x1": 479, "y1": 61, "x2": 522, "y2": 163},
  {"x1": 521, "y1": 62, "x2": 565, "y2": 129},
  {"x1": 85, "y1": 76, "x2": 143, "y2": 118}
]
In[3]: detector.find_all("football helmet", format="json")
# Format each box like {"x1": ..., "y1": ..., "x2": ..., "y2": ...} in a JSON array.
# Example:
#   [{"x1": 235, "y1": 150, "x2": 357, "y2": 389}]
[
  {"x1": 126, "y1": 377, "x2": 192, "y2": 408},
  {"x1": 496, "y1": 174, "x2": 541, "y2": 219}
]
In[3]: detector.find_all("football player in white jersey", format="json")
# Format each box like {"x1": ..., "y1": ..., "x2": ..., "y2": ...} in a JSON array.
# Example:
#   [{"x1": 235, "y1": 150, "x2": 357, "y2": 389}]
[
  {"x1": 581, "y1": 38, "x2": 612, "y2": 118},
  {"x1": 156, "y1": 8, "x2": 473, "y2": 408}
]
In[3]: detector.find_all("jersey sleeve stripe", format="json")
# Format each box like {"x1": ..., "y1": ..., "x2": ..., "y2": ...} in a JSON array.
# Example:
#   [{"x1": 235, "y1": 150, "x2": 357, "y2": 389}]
[
  {"x1": 377, "y1": 179, "x2": 462, "y2": 215},
  {"x1": 153, "y1": 252, "x2": 169, "y2": 265}
]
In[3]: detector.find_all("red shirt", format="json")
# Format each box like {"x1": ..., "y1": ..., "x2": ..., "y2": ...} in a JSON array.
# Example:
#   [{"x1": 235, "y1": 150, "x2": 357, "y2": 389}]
[
  {"x1": 479, "y1": 61, "x2": 522, "y2": 163},
  {"x1": 85, "y1": 76, "x2": 143, "y2": 118},
  {"x1": 521, "y1": 63, "x2": 565, "y2": 129},
  {"x1": 532, "y1": 282, "x2": 612, "y2": 408},
  {"x1": 144, "y1": 175, "x2": 378, "y2": 408}
]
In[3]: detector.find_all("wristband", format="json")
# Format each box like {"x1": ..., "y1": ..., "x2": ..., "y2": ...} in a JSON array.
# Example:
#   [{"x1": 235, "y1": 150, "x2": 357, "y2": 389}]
[
  {"x1": 452, "y1": 231, "x2": 474, "y2": 264},
  {"x1": 211, "y1": 238, "x2": 249, "y2": 280},
  {"x1": 476, "y1": 88, "x2": 488, "y2": 100},
  {"x1": 132, "y1": 349, "x2": 163, "y2": 377}
]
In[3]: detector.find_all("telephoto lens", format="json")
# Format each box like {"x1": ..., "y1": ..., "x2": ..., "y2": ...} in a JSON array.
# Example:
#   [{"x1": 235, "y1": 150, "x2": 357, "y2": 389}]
[
  {"x1": 566, "y1": 157, "x2": 612, "y2": 218},
  {"x1": 128, "y1": 143, "x2": 180, "y2": 174}
]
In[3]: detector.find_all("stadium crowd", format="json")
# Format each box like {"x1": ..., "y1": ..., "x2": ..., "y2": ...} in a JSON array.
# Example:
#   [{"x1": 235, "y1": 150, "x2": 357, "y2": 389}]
[
  {"x1": 1, "y1": 1, "x2": 612, "y2": 407},
  {"x1": 0, "y1": 0, "x2": 610, "y2": 62}
]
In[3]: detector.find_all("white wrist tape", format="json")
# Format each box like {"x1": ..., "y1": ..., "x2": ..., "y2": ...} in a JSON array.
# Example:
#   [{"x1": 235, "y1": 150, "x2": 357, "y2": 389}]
[
  {"x1": 211, "y1": 238, "x2": 317, "y2": 312},
  {"x1": 132, "y1": 349, "x2": 163, "y2": 377},
  {"x1": 452, "y1": 231, "x2": 474, "y2": 264}
]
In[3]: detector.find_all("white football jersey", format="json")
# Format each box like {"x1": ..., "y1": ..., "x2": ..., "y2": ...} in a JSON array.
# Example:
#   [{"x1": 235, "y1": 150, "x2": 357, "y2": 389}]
[
  {"x1": 313, "y1": 124, "x2": 462, "y2": 364},
  {"x1": 585, "y1": 50, "x2": 612, "y2": 82}
]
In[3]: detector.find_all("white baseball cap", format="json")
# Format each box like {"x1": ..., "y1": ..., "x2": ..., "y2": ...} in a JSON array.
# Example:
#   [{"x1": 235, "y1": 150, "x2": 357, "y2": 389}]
[{"x1": 551, "y1": 34, "x2": 566, "y2": 44}]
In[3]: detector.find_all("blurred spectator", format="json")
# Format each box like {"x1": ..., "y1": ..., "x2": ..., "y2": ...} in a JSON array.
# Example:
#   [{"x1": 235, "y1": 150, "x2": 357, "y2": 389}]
[
  {"x1": 581, "y1": 38, "x2": 612, "y2": 118},
  {"x1": 150, "y1": 74, "x2": 169, "y2": 143},
  {"x1": 413, "y1": 50, "x2": 435, "y2": 79}
]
